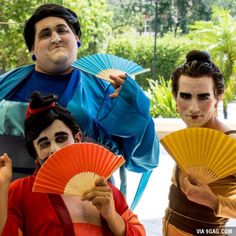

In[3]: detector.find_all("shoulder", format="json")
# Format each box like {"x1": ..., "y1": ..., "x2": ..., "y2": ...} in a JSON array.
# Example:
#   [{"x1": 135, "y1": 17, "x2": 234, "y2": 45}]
[
  {"x1": 10, "y1": 175, "x2": 35, "y2": 193},
  {"x1": 0, "y1": 65, "x2": 34, "y2": 79},
  {"x1": 224, "y1": 130, "x2": 236, "y2": 140},
  {"x1": 228, "y1": 133, "x2": 236, "y2": 140},
  {"x1": 0, "y1": 65, "x2": 34, "y2": 99},
  {"x1": 214, "y1": 119, "x2": 236, "y2": 138}
]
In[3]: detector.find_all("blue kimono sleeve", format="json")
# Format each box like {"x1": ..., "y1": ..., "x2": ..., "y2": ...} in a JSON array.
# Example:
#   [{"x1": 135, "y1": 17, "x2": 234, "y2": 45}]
[{"x1": 97, "y1": 75, "x2": 159, "y2": 172}]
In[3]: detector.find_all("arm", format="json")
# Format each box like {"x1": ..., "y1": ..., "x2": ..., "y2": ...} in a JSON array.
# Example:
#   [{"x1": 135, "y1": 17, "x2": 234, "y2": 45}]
[
  {"x1": 82, "y1": 177, "x2": 145, "y2": 236},
  {"x1": 82, "y1": 177, "x2": 126, "y2": 236},
  {"x1": 97, "y1": 74, "x2": 159, "y2": 172},
  {"x1": 215, "y1": 195, "x2": 236, "y2": 218},
  {"x1": 0, "y1": 65, "x2": 34, "y2": 100},
  {"x1": 183, "y1": 176, "x2": 218, "y2": 210},
  {"x1": 184, "y1": 176, "x2": 236, "y2": 219},
  {"x1": 0, "y1": 154, "x2": 12, "y2": 234}
]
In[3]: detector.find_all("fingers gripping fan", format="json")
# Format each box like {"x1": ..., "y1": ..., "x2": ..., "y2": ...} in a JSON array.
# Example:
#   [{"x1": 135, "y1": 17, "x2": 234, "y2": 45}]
[
  {"x1": 73, "y1": 53, "x2": 150, "y2": 84},
  {"x1": 160, "y1": 127, "x2": 236, "y2": 184},
  {"x1": 33, "y1": 143, "x2": 125, "y2": 196}
]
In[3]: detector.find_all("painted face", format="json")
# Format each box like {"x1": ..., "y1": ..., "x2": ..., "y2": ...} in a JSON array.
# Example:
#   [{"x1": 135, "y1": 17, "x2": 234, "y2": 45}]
[
  {"x1": 33, "y1": 120, "x2": 75, "y2": 165},
  {"x1": 32, "y1": 17, "x2": 79, "y2": 74},
  {"x1": 176, "y1": 75, "x2": 220, "y2": 127}
]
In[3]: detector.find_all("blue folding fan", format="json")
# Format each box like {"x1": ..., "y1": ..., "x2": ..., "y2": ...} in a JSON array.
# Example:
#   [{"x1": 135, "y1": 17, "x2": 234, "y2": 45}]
[{"x1": 73, "y1": 53, "x2": 150, "y2": 84}]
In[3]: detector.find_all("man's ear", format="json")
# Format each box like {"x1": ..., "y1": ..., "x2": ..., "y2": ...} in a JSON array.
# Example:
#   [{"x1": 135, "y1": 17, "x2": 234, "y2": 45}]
[
  {"x1": 217, "y1": 94, "x2": 222, "y2": 103},
  {"x1": 215, "y1": 94, "x2": 222, "y2": 108},
  {"x1": 31, "y1": 48, "x2": 36, "y2": 61},
  {"x1": 75, "y1": 131, "x2": 82, "y2": 143}
]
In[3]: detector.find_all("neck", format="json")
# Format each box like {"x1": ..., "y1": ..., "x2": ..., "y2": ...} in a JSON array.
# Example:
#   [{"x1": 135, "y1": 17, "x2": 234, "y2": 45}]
[
  {"x1": 35, "y1": 65, "x2": 73, "y2": 75},
  {"x1": 202, "y1": 116, "x2": 228, "y2": 132}
]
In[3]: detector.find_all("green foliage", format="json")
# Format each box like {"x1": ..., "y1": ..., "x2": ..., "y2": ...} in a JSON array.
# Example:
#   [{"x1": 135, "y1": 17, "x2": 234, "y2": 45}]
[
  {"x1": 155, "y1": 0, "x2": 175, "y2": 35},
  {"x1": 188, "y1": 8, "x2": 236, "y2": 83},
  {"x1": 0, "y1": 0, "x2": 44, "y2": 71},
  {"x1": 187, "y1": 8, "x2": 236, "y2": 117},
  {"x1": 107, "y1": 34, "x2": 184, "y2": 89},
  {"x1": 106, "y1": 0, "x2": 213, "y2": 36},
  {"x1": 149, "y1": 0, "x2": 212, "y2": 35},
  {"x1": 204, "y1": 0, "x2": 236, "y2": 16},
  {"x1": 0, "y1": 0, "x2": 112, "y2": 72},
  {"x1": 107, "y1": 0, "x2": 155, "y2": 35},
  {"x1": 65, "y1": 0, "x2": 112, "y2": 55},
  {"x1": 146, "y1": 76, "x2": 178, "y2": 118},
  {"x1": 224, "y1": 77, "x2": 236, "y2": 102}
]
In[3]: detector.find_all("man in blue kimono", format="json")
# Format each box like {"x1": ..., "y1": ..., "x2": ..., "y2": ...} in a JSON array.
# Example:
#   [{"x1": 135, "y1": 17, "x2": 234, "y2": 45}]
[{"x1": 0, "y1": 3, "x2": 159, "y2": 209}]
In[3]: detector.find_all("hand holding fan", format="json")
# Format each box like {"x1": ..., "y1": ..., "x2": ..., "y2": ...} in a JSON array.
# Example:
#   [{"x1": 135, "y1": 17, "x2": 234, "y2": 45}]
[
  {"x1": 33, "y1": 143, "x2": 125, "y2": 196},
  {"x1": 160, "y1": 127, "x2": 236, "y2": 184},
  {"x1": 73, "y1": 53, "x2": 150, "y2": 84}
]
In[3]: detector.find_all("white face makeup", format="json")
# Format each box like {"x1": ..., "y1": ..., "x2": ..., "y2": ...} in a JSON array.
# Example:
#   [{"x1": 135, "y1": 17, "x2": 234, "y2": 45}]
[
  {"x1": 33, "y1": 120, "x2": 75, "y2": 165},
  {"x1": 176, "y1": 75, "x2": 220, "y2": 127}
]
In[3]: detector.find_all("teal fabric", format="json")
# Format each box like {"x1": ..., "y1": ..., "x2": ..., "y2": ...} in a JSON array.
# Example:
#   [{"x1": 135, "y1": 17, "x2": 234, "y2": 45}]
[
  {"x1": 0, "y1": 65, "x2": 34, "y2": 100},
  {"x1": 130, "y1": 170, "x2": 153, "y2": 211},
  {"x1": 0, "y1": 100, "x2": 28, "y2": 136},
  {"x1": 0, "y1": 62, "x2": 160, "y2": 209}
]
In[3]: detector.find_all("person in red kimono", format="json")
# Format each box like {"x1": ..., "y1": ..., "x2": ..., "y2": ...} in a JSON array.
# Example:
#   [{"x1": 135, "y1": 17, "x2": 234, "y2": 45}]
[
  {"x1": 0, "y1": 92, "x2": 146, "y2": 236},
  {"x1": 0, "y1": 154, "x2": 12, "y2": 234}
]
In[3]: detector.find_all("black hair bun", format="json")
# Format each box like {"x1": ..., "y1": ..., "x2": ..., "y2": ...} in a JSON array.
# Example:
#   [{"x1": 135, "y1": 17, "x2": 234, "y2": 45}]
[
  {"x1": 186, "y1": 50, "x2": 211, "y2": 63},
  {"x1": 29, "y1": 91, "x2": 57, "y2": 109}
]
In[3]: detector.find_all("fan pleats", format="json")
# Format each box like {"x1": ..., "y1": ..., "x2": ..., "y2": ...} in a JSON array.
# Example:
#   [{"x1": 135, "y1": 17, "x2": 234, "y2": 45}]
[
  {"x1": 33, "y1": 143, "x2": 125, "y2": 196},
  {"x1": 74, "y1": 53, "x2": 150, "y2": 83},
  {"x1": 161, "y1": 128, "x2": 236, "y2": 183}
]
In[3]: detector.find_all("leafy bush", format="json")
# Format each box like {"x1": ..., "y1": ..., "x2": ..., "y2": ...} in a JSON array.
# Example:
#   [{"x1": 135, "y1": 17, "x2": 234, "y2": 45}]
[
  {"x1": 146, "y1": 76, "x2": 179, "y2": 118},
  {"x1": 107, "y1": 34, "x2": 184, "y2": 90},
  {"x1": 224, "y1": 76, "x2": 236, "y2": 102}
]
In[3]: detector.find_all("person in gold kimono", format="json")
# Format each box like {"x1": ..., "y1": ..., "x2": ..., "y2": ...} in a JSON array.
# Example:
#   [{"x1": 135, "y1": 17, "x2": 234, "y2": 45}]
[{"x1": 163, "y1": 50, "x2": 236, "y2": 236}]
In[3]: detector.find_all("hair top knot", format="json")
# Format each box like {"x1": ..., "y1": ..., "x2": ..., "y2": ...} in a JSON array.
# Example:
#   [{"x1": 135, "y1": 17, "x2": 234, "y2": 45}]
[
  {"x1": 25, "y1": 92, "x2": 57, "y2": 119},
  {"x1": 186, "y1": 50, "x2": 211, "y2": 63}
]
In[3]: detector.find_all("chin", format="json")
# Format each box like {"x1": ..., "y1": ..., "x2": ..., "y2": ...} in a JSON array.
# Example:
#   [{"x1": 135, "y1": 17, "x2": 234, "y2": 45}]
[
  {"x1": 187, "y1": 121, "x2": 206, "y2": 128},
  {"x1": 53, "y1": 55, "x2": 69, "y2": 64},
  {"x1": 51, "y1": 57, "x2": 73, "y2": 72},
  {"x1": 184, "y1": 118, "x2": 204, "y2": 128}
]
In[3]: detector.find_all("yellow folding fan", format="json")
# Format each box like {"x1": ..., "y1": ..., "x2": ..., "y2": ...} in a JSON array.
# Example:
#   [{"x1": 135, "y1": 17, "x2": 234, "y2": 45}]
[
  {"x1": 160, "y1": 127, "x2": 236, "y2": 184},
  {"x1": 33, "y1": 143, "x2": 125, "y2": 196},
  {"x1": 73, "y1": 53, "x2": 150, "y2": 84}
]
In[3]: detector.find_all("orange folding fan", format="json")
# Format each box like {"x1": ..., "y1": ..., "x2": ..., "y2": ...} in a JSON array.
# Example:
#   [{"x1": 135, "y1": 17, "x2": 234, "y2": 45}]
[
  {"x1": 160, "y1": 127, "x2": 236, "y2": 184},
  {"x1": 33, "y1": 143, "x2": 125, "y2": 196}
]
